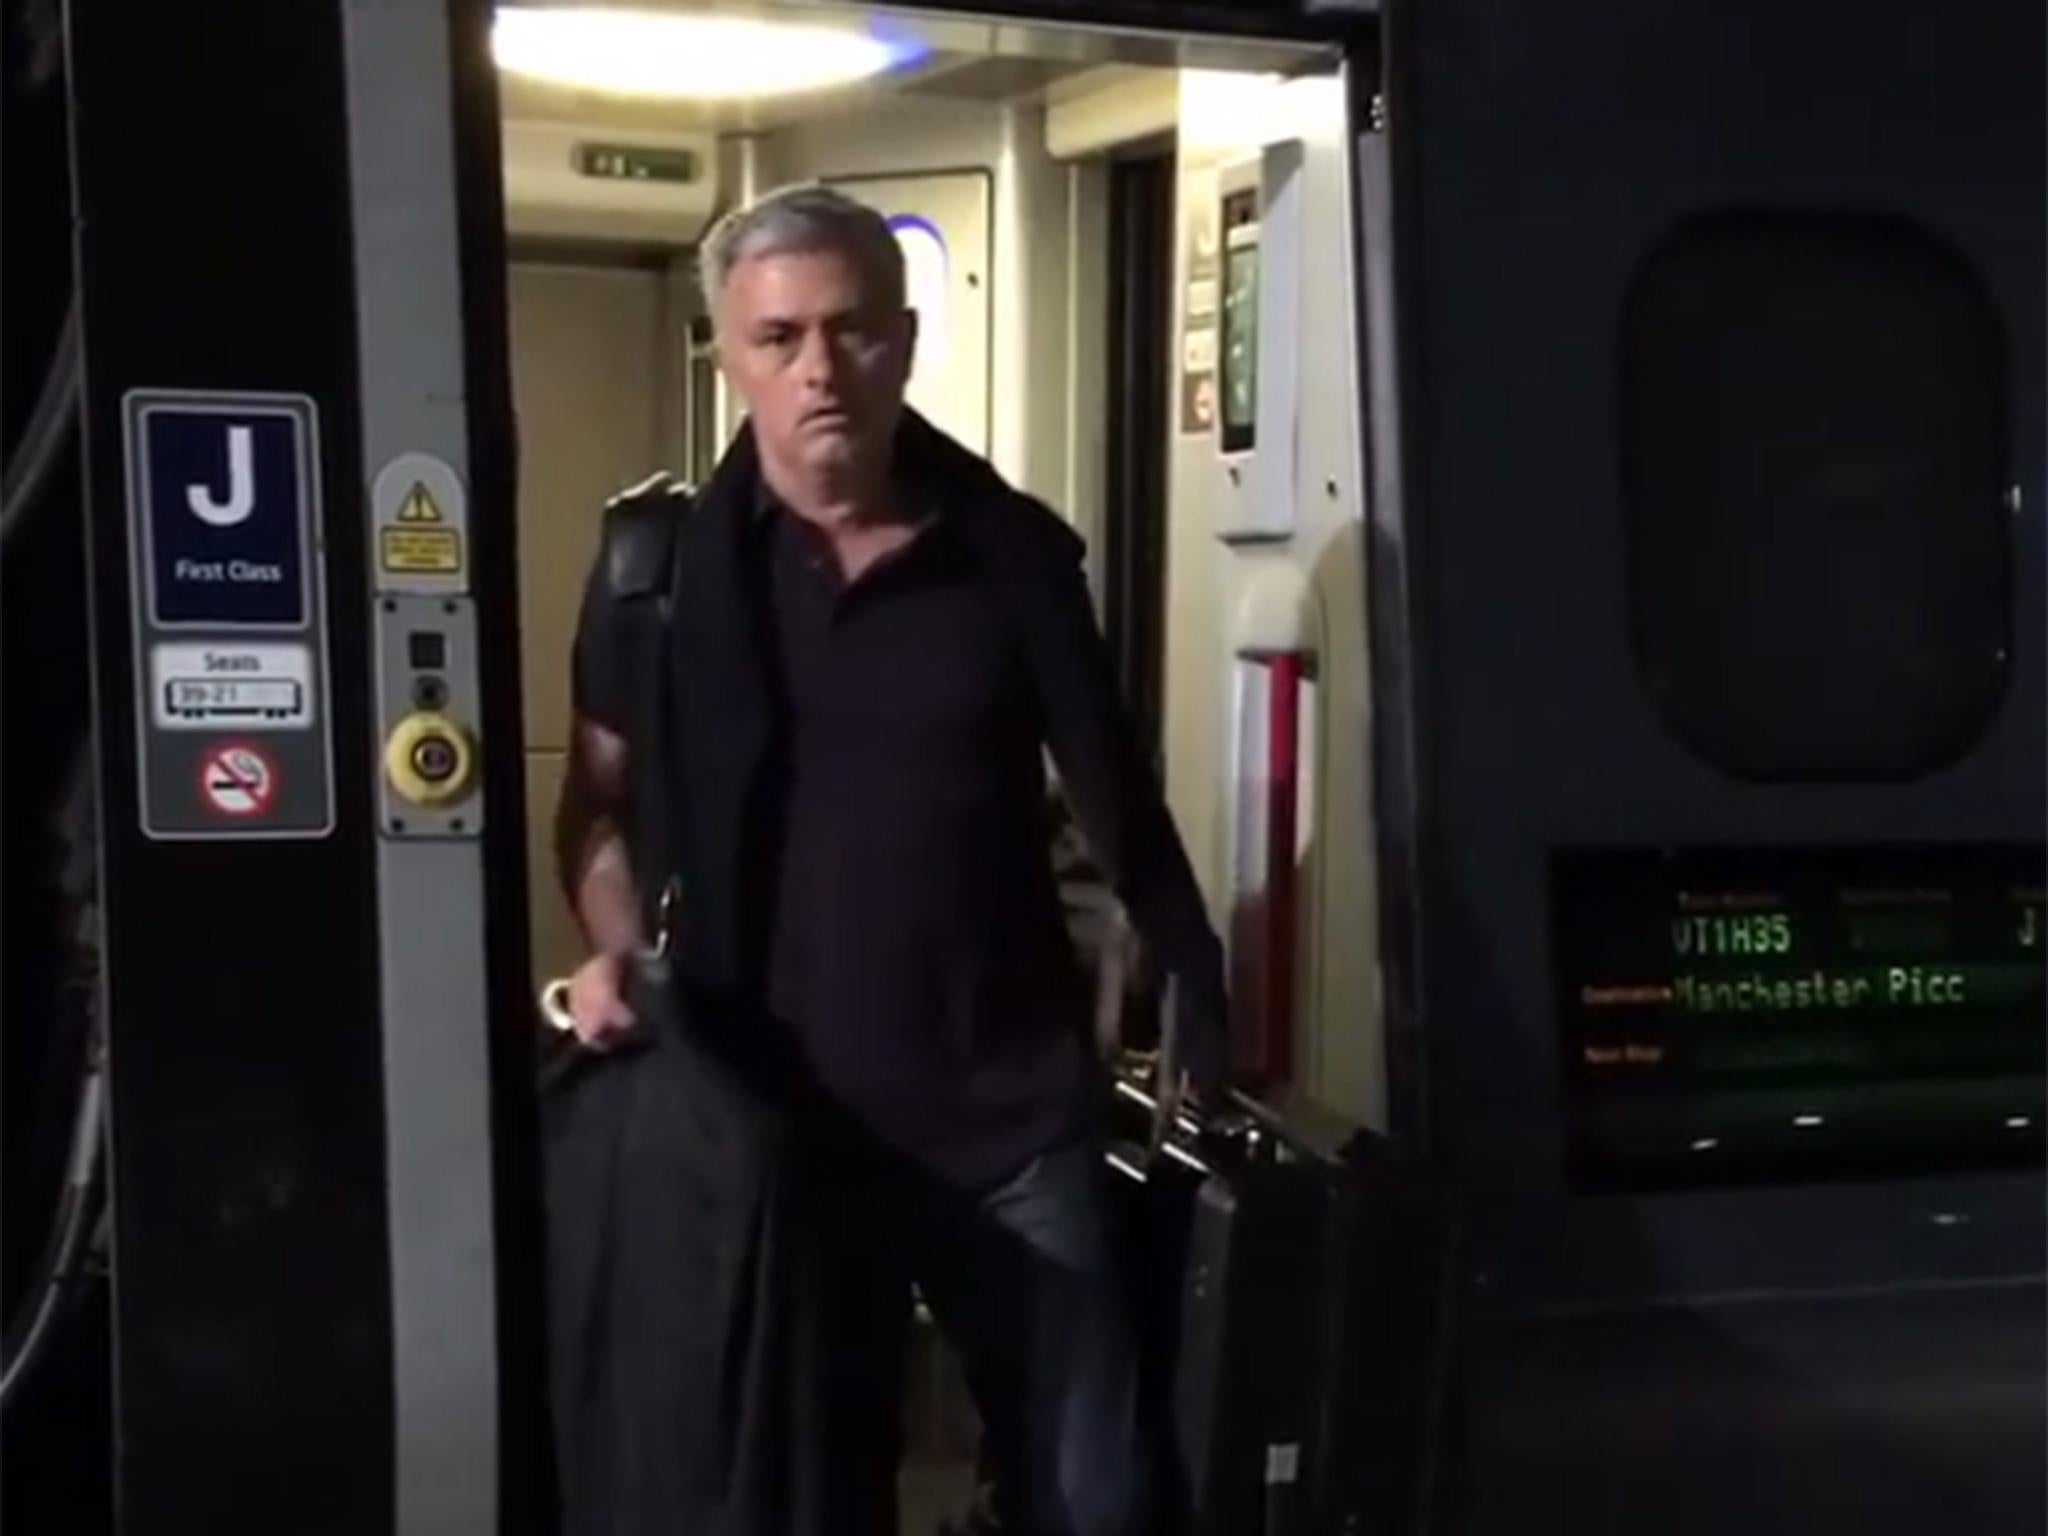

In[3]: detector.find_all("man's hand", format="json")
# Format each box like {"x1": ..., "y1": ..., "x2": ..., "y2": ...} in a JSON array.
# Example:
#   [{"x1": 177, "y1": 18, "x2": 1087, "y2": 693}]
[{"x1": 566, "y1": 950, "x2": 639, "y2": 1050}]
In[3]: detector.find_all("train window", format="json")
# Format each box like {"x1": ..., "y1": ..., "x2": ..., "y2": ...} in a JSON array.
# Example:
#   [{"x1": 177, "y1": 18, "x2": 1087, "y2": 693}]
[{"x1": 1618, "y1": 209, "x2": 2010, "y2": 781}]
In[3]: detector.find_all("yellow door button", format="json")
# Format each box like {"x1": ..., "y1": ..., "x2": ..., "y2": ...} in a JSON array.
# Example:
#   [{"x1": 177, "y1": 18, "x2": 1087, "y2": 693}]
[{"x1": 385, "y1": 712, "x2": 476, "y2": 806}]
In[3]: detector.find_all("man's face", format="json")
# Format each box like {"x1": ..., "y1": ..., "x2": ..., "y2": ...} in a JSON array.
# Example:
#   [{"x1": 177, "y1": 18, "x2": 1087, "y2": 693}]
[{"x1": 715, "y1": 246, "x2": 916, "y2": 482}]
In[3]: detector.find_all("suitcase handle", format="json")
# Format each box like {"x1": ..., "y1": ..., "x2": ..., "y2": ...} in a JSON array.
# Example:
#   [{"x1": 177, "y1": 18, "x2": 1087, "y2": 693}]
[
  {"x1": 1111, "y1": 980, "x2": 1215, "y2": 1178},
  {"x1": 1111, "y1": 1075, "x2": 1204, "y2": 1138},
  {"x1": 1114, "y1": 974, "x2": 1343, "y2": 1176},
  {"x1": 1150, "y1": 976, "x2": 1292, "y2": 1147},
  {"x1": 1153, "y1": 976, "x2": 1184, "y2": 1153},
  {"x1": 1105, "y1": 1087, "x2": 1215, "y2": 1182}
]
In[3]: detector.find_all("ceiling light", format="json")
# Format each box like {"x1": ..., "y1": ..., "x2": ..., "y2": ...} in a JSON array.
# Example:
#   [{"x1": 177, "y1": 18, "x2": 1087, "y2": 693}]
[{"x1": 493, "y1": 7, "x2": 920, "y2": 100}]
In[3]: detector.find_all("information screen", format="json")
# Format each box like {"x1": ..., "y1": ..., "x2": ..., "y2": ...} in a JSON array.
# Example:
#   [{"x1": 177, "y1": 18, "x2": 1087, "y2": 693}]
[
  {"x1": 1219, "y1": 186, "x2": 1259, "y2": 457},
  {"x1": 1552, "y1": 844, "x2": 2045, "y2": 1189}
]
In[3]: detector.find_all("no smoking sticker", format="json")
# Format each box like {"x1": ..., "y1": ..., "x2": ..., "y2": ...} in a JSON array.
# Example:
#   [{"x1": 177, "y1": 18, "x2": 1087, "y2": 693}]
[{"x1": 198, "y1": 742, "x2": 279, "y2": 818}]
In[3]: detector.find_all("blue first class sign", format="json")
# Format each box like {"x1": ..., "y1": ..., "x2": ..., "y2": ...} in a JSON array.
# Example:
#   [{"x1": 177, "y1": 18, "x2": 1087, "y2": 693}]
[{"x1": 131, "y1": 393, "x2": 316, "y2": 628}]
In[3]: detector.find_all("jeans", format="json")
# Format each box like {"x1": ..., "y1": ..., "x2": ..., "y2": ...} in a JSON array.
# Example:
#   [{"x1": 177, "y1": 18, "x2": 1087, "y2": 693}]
[{"x1": 816, "y1": 1139, "x2": 1150, "y2": 1536}]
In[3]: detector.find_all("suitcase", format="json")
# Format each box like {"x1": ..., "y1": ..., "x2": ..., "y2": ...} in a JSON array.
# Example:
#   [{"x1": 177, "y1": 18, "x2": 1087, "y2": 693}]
[{"x1": 1107, "y1": 990, "x2": 1459, "y2": 1536}]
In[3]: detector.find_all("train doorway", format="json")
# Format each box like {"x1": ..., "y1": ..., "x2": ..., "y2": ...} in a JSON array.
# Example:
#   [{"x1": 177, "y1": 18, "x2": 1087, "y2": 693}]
[{"x1": 494, "y1": 9, "x2": 1372, "y2": 1526}]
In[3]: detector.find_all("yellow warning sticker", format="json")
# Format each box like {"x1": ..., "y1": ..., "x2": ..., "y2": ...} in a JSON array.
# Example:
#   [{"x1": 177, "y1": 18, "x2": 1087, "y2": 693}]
[
  {"x1": 395, "y1": 483, "x2": 445, "y2": 525},
  {"x1": 381, "y1": 526, "x2": 462, "y2": 574}
]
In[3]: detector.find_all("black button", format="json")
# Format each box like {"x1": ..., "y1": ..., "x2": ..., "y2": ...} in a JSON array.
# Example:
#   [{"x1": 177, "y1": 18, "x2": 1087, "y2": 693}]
[{"x1": 408, "y1": 631, "x2": 447, "y2": 670}]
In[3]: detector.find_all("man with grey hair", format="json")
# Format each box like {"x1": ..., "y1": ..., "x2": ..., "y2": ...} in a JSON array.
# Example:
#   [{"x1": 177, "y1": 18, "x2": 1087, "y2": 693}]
[{"x1": 552, "y1": 183, "x2": 1229, "y2": 1535}]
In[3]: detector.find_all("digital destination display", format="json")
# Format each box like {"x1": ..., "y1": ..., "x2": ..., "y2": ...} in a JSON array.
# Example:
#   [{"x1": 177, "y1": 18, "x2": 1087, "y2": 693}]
[{"x1": 1552, "y1": 844, "x2": 2045, "y2": 1189}]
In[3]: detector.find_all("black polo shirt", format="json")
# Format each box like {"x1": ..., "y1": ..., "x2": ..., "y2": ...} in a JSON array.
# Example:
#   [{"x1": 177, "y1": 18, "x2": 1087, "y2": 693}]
[{"x1": 747, "y1": 487, "x2": 1096, "y2": 1188}]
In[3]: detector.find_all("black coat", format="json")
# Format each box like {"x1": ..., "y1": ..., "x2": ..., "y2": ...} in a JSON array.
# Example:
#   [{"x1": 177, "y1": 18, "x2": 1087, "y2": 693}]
[
  {"x1": 543, "y1": 958, "x2": 849, "y2": 1536},
  {"x1": 543, "y1": 412, "x2": 1225, "y2": 1536}
]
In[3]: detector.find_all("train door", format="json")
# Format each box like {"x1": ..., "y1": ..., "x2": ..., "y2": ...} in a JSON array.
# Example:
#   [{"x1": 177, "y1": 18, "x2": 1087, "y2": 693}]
[
  {"x1": 1376, "y1": 3, "x2": 2046, "y2": 1534},
  {"x1": 41, "y1": 1, "x2": 1387, "y2": 1532}
]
